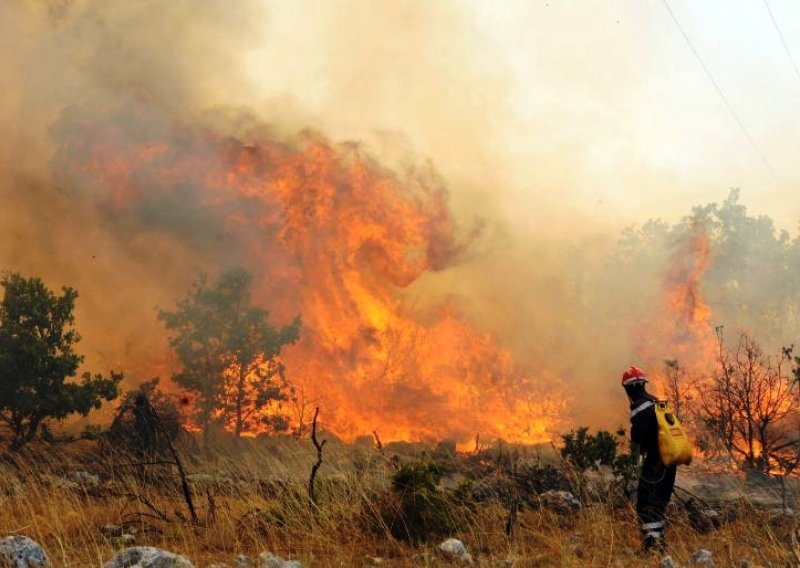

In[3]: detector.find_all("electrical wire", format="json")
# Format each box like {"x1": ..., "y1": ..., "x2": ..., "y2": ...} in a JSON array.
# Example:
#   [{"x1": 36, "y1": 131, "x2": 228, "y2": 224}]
[
  {"x1": 764, "y1": 0, "x2": 800, "y2": 82},
  {"x1": 661, "y1": 0, "x2": 778, "y2": 180}
]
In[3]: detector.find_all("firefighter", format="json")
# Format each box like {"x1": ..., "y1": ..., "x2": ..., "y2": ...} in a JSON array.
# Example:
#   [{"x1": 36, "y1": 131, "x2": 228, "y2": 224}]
[{"x1": 622, "y1": 365, "x2": 676, "y2": 553}]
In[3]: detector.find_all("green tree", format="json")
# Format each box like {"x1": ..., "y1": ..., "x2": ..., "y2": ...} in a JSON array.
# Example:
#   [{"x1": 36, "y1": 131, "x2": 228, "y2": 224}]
[
  {"x1": 158, "y1": 268, "x2": 300, "y2": 443},
  {"x1": 0, "y1": 272, "x2": 122, "y2": 450}
]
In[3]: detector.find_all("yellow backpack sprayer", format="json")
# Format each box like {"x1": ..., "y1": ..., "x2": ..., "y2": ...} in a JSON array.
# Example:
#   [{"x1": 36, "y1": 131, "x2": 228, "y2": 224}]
[{"x1": 655, "y1": 400, "x2": 693, "y2": 466}]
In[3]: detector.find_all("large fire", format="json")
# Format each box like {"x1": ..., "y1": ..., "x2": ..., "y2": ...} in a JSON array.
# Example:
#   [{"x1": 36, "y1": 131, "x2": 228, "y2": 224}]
[
  {"x1": 662, "y1": 220, "x2": 715, "y2": 360},
  {"x1": 639, "y1": 221, "x2": 800, "y2": 473},
  {"x1": 55, "y1": 107, "x2": 564, "y2": 444},
  {"x1": 637, "y1": 220, "x2": 717, "y2": 391}
]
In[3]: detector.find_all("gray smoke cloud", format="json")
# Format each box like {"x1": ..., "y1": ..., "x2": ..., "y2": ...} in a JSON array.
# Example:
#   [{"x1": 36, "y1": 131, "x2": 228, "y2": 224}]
[{"x1": 3, "y1": 1, "x2": 792, "y2": 437}]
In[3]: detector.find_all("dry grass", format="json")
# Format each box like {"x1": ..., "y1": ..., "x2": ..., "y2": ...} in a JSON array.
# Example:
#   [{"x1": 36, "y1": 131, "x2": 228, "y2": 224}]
[{"x1": 0, "y1": 437, "x2": 795, "y2": 567}]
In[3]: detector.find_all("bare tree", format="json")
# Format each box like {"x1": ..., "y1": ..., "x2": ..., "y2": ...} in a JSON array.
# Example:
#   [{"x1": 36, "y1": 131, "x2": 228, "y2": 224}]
[{"x1": 696, "y1": 331, "x2": 800, "y2": 472}]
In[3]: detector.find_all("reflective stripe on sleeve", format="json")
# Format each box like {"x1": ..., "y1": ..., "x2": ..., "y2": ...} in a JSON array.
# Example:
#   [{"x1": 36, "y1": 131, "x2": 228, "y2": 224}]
[{"x1": 630, "y1": 400, "x2": 654, "y2": 418}]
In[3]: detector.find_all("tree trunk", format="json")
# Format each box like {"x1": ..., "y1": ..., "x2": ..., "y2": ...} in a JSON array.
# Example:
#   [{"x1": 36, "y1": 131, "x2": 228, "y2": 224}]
[
  {"x1": 234, "y1": 366, "x2": 246, "y2": 439},
  {"x1": 202, "y1": 413, "x2": 211, "y2": 448}
]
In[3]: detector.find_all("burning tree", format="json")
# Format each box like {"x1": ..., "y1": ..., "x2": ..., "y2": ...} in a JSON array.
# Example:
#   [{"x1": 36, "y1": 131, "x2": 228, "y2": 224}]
[
  {"x1": 158, "y1": 268, "x2": 300, "y2": 443},
  {"x1": 0, "y1": 272, "x2": 122, "y2": 449},
  {"x1": 695, "y1": 331, "x2": 800, "y2": 473}
]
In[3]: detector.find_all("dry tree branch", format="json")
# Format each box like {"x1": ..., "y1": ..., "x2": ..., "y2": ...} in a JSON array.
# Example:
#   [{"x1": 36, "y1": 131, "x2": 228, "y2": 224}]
[
  {"x1": 308, "y1": 406, "x2": 327, "y2": 508},
  {"x1": 505, "y1": 497, "x2": 519, "y2": 537},
  {"x1": 146, "y1": 395, "x2": 200, "y2": 524},
  {"x1": 120, "y1": 492, "x2": 171, "y2": 523},
  {"x1": 113, "y1": 391, "x2": 200, "y2": 525}
]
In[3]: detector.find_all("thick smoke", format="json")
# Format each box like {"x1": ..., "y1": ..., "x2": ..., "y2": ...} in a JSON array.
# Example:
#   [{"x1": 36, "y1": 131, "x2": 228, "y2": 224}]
[
  {"x1": 0, "y1": 0, "x2": 265, "y2": 378},
  {"x1": 3, "y1": 1, "x2": 796, "y2": 439}
]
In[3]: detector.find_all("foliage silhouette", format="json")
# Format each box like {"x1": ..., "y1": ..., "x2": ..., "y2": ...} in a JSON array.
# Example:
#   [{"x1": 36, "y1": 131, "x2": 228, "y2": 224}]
[
  {"x1": 158, "y1": 268, "x2": 300, "y2": 444},
  {"x1": 0, "y1": 272, "x2": 121, "y2": 449}
]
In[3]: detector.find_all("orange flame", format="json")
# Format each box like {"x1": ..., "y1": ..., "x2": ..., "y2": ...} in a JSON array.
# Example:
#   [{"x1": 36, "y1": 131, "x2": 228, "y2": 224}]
[
  {"x1": 636, "y1": 220, "x2": 716, "y2": 393},
  {"x1": 56, "y1": 109, "x2": 565, "y2": 444},
  {"x1": 661, "y1": 220, "x2": 715, "y2": 361}
]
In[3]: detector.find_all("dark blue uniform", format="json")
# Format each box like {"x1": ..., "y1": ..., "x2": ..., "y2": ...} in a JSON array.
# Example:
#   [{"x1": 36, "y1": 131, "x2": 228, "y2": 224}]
[{"x1": 630, "y1": 393, "x2": 677, "y2": 550}]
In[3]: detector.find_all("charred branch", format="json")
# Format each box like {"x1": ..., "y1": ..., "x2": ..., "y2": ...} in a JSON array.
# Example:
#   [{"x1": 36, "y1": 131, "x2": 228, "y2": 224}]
[{"x1": 308, "y1": 406, "x2": 327, "y2": 508}]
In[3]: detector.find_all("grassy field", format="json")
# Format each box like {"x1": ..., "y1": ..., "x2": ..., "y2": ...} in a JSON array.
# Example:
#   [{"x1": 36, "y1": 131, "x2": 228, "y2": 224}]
[{"x1": 0, "y1": 436, "x2": 796, "y2": 567}]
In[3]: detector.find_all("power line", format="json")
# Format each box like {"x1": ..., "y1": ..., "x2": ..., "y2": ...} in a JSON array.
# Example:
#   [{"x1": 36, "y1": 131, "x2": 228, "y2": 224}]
[
  {"x1": 764, "y1": 0, "x2": 800, "y2": 82},
  {"x1": 661, "y1": 0, "x2": 778, "y2": 180}
]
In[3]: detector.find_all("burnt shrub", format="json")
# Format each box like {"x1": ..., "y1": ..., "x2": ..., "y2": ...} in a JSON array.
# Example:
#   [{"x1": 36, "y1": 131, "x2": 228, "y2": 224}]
[{"x1": 105, "y1": 378, "x2": 185, "y2": 458}]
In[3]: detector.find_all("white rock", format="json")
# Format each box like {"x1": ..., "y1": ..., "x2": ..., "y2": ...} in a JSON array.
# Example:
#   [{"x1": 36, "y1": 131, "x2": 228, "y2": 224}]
[
  {"x1": 661, "y1": 556, "x2": 677, "y2": 568},
  {"x1": 65, "y1": 470, "x2": 100, "y2": 486},
  {"x1": 538, "y1": 490, "x2": 581, "y2": 514},
  {"x1": 103, "y1": 546, "x2": 194, "y2": 567},
  {"x1": 258, "y1": 552, "x2": 301, "y2": 568},
  {"x1": 438, "y1": 539, "x2": 474, "y2": 565},
  {"x1": 691, "y1": 549, "x2": 715, "y2": 567},
  {"x1": 0, "y1": 536, "x2": 49, "y2": 567}
]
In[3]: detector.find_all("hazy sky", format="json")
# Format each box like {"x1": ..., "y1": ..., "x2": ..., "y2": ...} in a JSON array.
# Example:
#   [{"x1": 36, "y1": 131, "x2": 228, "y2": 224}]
[{"x1": 243, "y1": 0, "x2": 800, "y2": 234}]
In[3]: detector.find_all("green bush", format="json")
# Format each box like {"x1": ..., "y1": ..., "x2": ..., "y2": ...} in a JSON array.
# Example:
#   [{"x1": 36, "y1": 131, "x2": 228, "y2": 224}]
[
  {"x1": 378, "y1": 459, "x2": 465, "y2": 543},
  {"x1": 560, "y1": 427, "x2": 638, "y2": 499},
  {"x1": 560, "y1": 427, "x2": 620, "y2": 471}
]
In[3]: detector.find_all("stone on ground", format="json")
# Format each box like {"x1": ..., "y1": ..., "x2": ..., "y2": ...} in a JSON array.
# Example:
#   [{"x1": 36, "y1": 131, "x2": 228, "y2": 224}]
[
  {"x1": 691, "y1": 549, "x2": 715, "y2": 566},
  {"x1": 103, "y1": 546, "x2": 194, "y2": 568},
  {"x1": 0, "y1": 536, "x2": 49, "y2": 567},
  {"x1": 258, "y1": 552, "x2": 302, "y2": 568},
  {"x1": 538, "y1": 490, "x2": 581, "y2": 514},
  {"x1": 438, "y1": 538, "x2": 474, "y2": 565}
]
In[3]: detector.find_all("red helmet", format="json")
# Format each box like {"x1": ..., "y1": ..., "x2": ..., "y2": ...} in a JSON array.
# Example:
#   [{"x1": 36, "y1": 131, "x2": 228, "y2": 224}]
[{"x1": 621, "y1": 365, "x2": 648, "y2": 386}]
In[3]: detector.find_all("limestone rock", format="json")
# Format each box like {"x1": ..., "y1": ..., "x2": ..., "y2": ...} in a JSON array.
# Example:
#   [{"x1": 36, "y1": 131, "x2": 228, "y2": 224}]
[
  {"x1": 437, "y1": 539, "x2": 474, "y2": 565},
  {"x1": 0, "y1": 536, "x2": 49, "y2": 567},
  {"x1": 55, "y1": 470, "x2": 101, "y2": 495},
  {"x1": 258, "y1": 552, "x2": 301, "y2": 568},
  {"x1": 691, "y1": 549, "x2": 715, "y2": 567},
  {"x1": 103, "y1": 546, "x2": 194, "y2": 568},
  {"x1": 538, "y1": 490, "x2": 581, "y2": 514},
  {"x1": 661, "y1": 556, "x2": 677, "y2": 568}
]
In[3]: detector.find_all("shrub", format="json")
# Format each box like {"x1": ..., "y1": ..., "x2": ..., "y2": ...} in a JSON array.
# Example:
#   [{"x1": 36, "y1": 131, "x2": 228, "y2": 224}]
[
  {"x1": 560, "y1": 427, "x2": 638, "y2": 500},
  {"x1": 106, "y1": 378, "x2": 184, "y2": 457},
  {"x1": 560, "y1": 427, "x2": 618, "y2": 471},
  {"x1": 377, "y1": 459, "x2": 465, "y2": 543}
]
